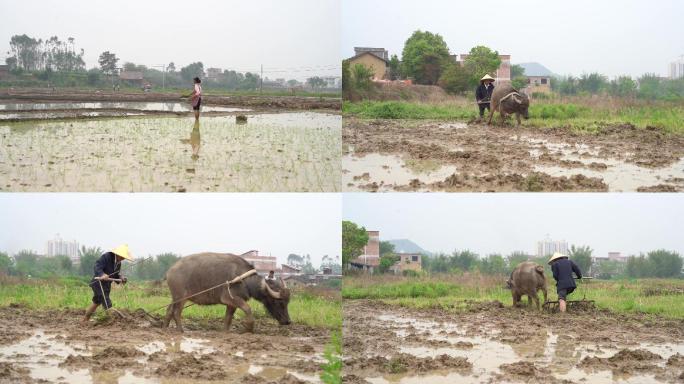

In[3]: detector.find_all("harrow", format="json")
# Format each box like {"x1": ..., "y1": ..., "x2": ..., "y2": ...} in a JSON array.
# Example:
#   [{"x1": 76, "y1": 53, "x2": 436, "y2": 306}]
[{"x1": 543, "y1": 277, "x2": 596, "y2": 312}]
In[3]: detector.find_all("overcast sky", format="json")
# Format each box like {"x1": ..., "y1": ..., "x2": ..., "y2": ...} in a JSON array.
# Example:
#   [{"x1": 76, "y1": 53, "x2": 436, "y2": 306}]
[
  {"x1": 343, "y1": 194, "x2": 684, "y2": 258},
  {"x1": 0, "y1": 0, "x2": 340, "y2": 80},
  {"x1": 342, "y1": 0, "x2": 683, "y2": 78},
  {"x1": 0, "y1": 194, "x2": 341, "y2": 266}
]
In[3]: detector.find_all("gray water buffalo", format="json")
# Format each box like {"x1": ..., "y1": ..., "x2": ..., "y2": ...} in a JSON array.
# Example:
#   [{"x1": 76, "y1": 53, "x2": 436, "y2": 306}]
[
  {"x1": 163, "y1": 252, "x2": 291, "y2": 332},
  {"x1": 487, "y1": 82, "x2": 530, "y2": 126},
  {"x1": 506, "y1": 261, "x2": 547, "y2": 310}
]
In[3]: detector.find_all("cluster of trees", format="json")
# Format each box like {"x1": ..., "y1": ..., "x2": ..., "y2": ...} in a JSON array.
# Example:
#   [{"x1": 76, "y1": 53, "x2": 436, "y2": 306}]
[
  {"x1": 286, "y1": 253, "x2": 342, "y2": 275},
  {"x1": 551, "y1": 73, "x2": 684, "y2": 99},
  {"x1": 6, "y1": 34, "x2": 85, "y2": 72},
  {"x1": 625, "y1": 250, "x2": 683, "y2": 278},
  {"x1": 0, "y1": 247, "x2": 181, "y2": 281}
]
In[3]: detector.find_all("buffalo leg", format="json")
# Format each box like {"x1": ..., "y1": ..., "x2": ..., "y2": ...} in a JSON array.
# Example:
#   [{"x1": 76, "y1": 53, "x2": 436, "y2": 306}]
[
  {"x1": 487, "y1": 104, "x2": 496, "y2": 125},
  {"x1": 173, "y1": 300, "x2": 186, "y2": 332},
  {"x1": 162, "y1": 301, "x2": 174, "y2": 328},
  {"x1": 532, "y1": 293, "x2": 540, "y2": 310},
  {"x1": 512, "y1": 292, "x2": 520, "y2": 307},
  {"x1": 516, "y1": 113, "x2": 521, "y2": 126},
  {"x1": 233, "y1": 298, "x2": 255, "y2": 332},
  {"x1": 224, "y1": 305, "x2": 237, "y2": 331},
  {"x1": 541, "y1": 288, "x2": 548, "y2": 306}
]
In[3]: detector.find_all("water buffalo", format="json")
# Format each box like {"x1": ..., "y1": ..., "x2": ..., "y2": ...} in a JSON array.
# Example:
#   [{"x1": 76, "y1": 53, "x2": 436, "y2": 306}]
[
  {"x1": 506, "y1": 261, "x2": 547, "y2": 310},
  {"x1": 487, "y1": 82, "x2": 530, "y2": 126},
  {"x1": 163, "y1": 252, "x2": 291, "y2": 332}
]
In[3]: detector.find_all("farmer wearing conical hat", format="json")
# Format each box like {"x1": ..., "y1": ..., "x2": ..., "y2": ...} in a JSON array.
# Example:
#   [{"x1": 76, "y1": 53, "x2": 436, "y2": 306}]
[
  {"x1": 548, "y1": 252, "x2": 582, "y2": 313},
  {"x1": 82, "y1": 244, "x2": 133, "y2": 323},
  {"x1": 475, "y1": 74, "x2": 495, "y2": 119}
]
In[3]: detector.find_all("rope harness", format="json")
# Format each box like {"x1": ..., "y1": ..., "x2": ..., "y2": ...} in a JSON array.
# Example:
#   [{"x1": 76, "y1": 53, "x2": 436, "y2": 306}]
[{"x1": 498, "y1": 91, "x2": 520, "y2": 105}]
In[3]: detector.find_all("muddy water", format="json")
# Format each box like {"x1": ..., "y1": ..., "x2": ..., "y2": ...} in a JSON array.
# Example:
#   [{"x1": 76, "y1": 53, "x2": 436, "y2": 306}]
[
  {"x1": 0, "y1": 112, "x2": 341, "y2": 192},
  {"x1": 345, "y1": 300, "x2": 684, "y2": 384},
  {"x1": 343, "y1": 153, "x2": 457, "y2": 191},
  {"x1": 0, "y1": 101, "x2": 250, "y2": 113}
]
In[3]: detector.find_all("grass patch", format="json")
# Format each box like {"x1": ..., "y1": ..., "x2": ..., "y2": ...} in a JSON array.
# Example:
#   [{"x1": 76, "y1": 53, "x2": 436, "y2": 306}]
[
  {"x1": 344, "y1": 99, "x2": 684, "y2": 134},
  {"x1": 0, "y1": 280, "x2": 341, "y2": 328},
  {"x1": 343, "y1": 275, "x2": 684, "y2": 319}
]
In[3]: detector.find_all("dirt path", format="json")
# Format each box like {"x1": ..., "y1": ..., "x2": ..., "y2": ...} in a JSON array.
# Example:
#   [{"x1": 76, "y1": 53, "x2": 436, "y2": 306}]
[
  {"x1": 342, "y1": 118, "x2": 684, "y2": 192},
  {"x1": 0, "y1": 304, "x2": 329, "y2": 383},
  {"x1": 343, "y1": 300, "x2": 684, "y2": 384}
]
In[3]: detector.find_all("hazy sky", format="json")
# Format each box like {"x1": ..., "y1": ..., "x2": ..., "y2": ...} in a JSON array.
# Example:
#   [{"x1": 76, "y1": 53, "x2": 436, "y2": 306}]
[
  {"x1": 0, "y1": 0, "x2": 340, "y2": 80},
  {"x1": 342, "y1": 0, "x2": 683, "y2": 78},
  {"x1": 343, "y1": 194, "x2": 684, "y2": 258},
  {"x1": 0, "y1": 194, "x2": 341, "y2": 266}
]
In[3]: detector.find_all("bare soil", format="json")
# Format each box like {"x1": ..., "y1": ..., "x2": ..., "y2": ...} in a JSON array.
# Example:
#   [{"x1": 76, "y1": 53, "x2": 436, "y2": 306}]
[
  {"x1": 343, "y1": 118, "x2": 684, "y2": 192},
  {"x1": 343, "y1": 300, "x2": 684, "y2": 383},
  {"x1": 0, "y1": 304, "x2": 328, "y2": 383}
]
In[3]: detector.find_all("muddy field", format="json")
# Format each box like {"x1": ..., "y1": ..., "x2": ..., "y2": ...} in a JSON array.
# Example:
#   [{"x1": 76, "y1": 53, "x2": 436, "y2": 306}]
[
  {"x1": 343, "y1": 300, "x2": 684, "y2": 384},
  {"x1": 0, "y1": 102, "x2": 341, "y2": 192},
  {"x1": 0, "y1": 304, "x2": 329, "y2": 384},
  {"x1": 342, "y1": 118, "x2": 684, "y2": 192}
]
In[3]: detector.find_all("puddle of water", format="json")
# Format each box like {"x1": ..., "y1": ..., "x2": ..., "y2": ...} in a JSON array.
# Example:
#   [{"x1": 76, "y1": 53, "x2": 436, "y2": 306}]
[
  {"x1": 0, "y1": 112, "x2": 341, "y2": 192},
  {"x1": 235, "y1": 363, "x2": 322, "y2": 383},
  {"x1": 373, "y1": 313, "x2": 684, "y2": 384},
  {"x1": 137, "y1": 341, "x2": 166, "y2": 355},
  {"x1": 535, "y1": 158, "x2": 684, "y2": 192},
  {"x1": 436, "y1": 122, "x2": 467, "y2": 130},
  {"x1": 343, "y1": 153, "x2": 457, "y2": 191},
  {"x1": 163, "y1": 337, "x2": 215, "y2": 355},
  {"x1": 0, "y1": 101, "x2": 250, "y2": 113}
]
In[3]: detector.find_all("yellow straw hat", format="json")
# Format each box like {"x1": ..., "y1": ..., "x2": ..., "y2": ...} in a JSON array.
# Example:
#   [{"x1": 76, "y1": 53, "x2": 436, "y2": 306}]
[
  {"x1": 547, "y1": 252, "x2": 567, "y2": 265},
  {"x1": 480, "y1": 74, "x2": 495, "y2": 82},
  {"x1": 111, "y1": 244, "x2": 133, "y2": 260}
]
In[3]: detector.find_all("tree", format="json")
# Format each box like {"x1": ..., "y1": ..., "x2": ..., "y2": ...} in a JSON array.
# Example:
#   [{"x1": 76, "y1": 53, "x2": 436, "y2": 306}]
[
  {"x1": 479, "y1": 254, "x2": 507, "y2": 275},
  {"x1": 342, "y1": 220, "x2": 369, "y2": 268},
  {"x1": 342, "y1": 59, "x2": 351, "y2": 94},
  {"x1": 0, "y1": 252, "x2": 14, "y2": 275},
  {"x1": 556, "y1": 76, "x2": 578, "y2": 95},
  {"x1": 507, "y1": 251, "x2": 530, "y2": 270},
  {"x1": 9, "y1": 34, "x2": 42, "y2": 71},
  {"x1": 13, "y1": 250, "x2": 40, "y2": 276},
  {"x1": 87, "y1": 68, "x2": 102, "y2": 85},
  {"x1": 180, "y1": 62, "x2": 205, "y2": 82},
  {"x1": 379, "y1": 241, "x2": 395, "y2": 256},
  {"x1": 463, "y1": 45, "x2": 501, "y2": 89},
  {"x1": 438, "y1": 63, "x2": 471, "y2": 94},
  {"x1": 379, "y1": 254, "x2": 399, "y2": 274},
  {"x1": 287, "y1": 253, "x2": 304, "y2": 267},
  {"x1": 510, "y1": 64, "x2": 527, "y2": 90},
  {"x1": 98, "y1": 51, "x2": 119, "y2": 75},
  {"x1": 307, "y1": 76, "x2": 327, "y2": 90},
  {"x1": 287, "y1": 79, "x2": 299, "y2": 87},
  {"x1": 55, "y1": 255, "x2": 73, "y2": 274},
  {"x1": 647, "y1": 249, "x2": 682, "y2": 278},
  {"x1": 167, "y1": 62, "x2": 176, "y2": 73},
  {"x1": 568, "y1": 245, "x2": 593, "y2": 274},
  {"x1": 79, "y1": 246, "x2": 102, "y2": 276},
  {"x1": 577, "y1": 73, "x2": 607, "y2": 94},
  {"x1": 637, "y1": 73, "x2": 662, "y2": 99},
  {"x1": 609, "y1": 76, "x2": 637, "y2": 98},
  {"x1": 5, "y1": 57, "x2": 18, "y2": 70},
  {"x1": 388, "y1": 54, "x2": 401, "y2": 80},
  {"x1": 351, "y1": 63, "x2": 374, "y2": 91},
  {"x1": 451, "y1": 250, "x2": 478, "y2": 271},
  {"x1": 401, "y1": 30, "x2": 451, "y2": 85}
]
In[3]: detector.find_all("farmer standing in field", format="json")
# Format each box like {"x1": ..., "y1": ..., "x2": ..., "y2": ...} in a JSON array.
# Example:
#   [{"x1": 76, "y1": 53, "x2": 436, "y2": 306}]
[
  {"x1": 190, "y1": 77, "x2": 203, "y2": 121},
  {"x1": 548, "y1": 252, "x2": 583, "y2": 313},
  {"x1": 475, "y1": 74, "x2": 495, "y2": 120},
  {"x1": 81, "y1": 244, "x2": 133, "y2": 324}
]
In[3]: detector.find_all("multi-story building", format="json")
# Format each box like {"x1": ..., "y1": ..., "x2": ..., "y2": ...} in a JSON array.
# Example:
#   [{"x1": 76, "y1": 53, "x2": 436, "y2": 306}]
[
  {"x1": 354, "y1": 47, "x2": 389, "y2": 61},
  {"x1": 350, "y1": 230, "x2": 380, "y2": 272},
  {"x1": 390, "y1": 253, "x2": 422, "y2": 275},
  {"x1": 669, "y1": 56, "x2": 684, "y2": 79},
  {"x1": 239, "y1": 250, "x2": 277, "y2": 274},
  {"x1": 535, "y1": 236, "x2": 568, "y2": 257},
  {"x1": 46, "y1": 234, "x2": 80, "y2": 264}
]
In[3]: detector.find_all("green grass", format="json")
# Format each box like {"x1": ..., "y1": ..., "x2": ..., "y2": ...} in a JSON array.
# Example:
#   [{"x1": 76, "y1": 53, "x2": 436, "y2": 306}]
[
  {"x1": 343, "y1": 275, "x2": 684, "y2": 319},
  {"x1": 343, "y1": 100, "x2": 684, "y2": 134},
  {"x1": 320, "y1": 330, "x2": 342, "y2": 384},
  {"x1": 0, "y1": 279, "x2": 341, "y2": 328}
]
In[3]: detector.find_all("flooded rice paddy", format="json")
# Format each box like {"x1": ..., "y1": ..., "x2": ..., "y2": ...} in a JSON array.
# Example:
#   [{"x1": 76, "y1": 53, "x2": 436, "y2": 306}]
[
  {"x1": 0, "y1": 112, "x2": 341, "y2": 192},
  {"x1": 0, "y1": 101, "x2": 250, "y2": 113}
]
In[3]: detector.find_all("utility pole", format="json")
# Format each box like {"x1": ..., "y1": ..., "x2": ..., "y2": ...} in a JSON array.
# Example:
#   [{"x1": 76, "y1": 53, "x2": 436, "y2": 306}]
[{"x1": 260, "y1": 64, "x2": 263, "y2": 94}]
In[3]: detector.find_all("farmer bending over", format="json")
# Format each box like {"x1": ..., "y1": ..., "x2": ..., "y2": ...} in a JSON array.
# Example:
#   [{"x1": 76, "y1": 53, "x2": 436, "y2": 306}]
[
  {"x1": 548, "y1": 252, "x2": 582, "y2": 313},
  {"x1": 82, "y1": 244, "x2": 133, "y2": 323},
  {"x1": 475, "y1": 74, "x2": 495, "y2": 120}
]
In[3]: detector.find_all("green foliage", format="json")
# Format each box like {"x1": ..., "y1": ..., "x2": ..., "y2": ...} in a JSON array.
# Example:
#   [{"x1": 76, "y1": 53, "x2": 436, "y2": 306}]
[
  {"x1": 98, "y1": 51, "x2": 119, "y2": 75},
  {"x1": 463, "y1": 45, "x2": 501, "y2": 89},
  {"x1": 577, "y1": 72, "x2": 608, "y2": 94},
  {"x1": 307, "y1": 76, "x2": 327, "y2": 90},
  {"x1": 343, "y1": 280, "x2": 460, "y2": 299},
  {"x1": 342, "y1": 221, "x2": 369, "y2": 268},
  {"x1": 388, "y1": 54, "x2": 401, "y2": 80},
  {"x1": 180, "y1": 62, "x2": 205, "y2": 82},
  {"x1": 341, "y1": 59, "x2": 350, "y2": 93},
  {"x1": 626, "y1": 250, "x2": 683, "y2": 278},
  {"x1": 438, "y1": 63, "x2": 471, "y2": 94},
  {"x1": 0, "y1": 252, "x2": 14, "y2": 274},
  {"x1": 401, "y1": 30, "x2": 451, "y2": 85},
  {"x1": 379, "y1": 254, "x2": 399, "y2": 274},
  {"x1": 343, "y1": 101, "x2": 476, "y2": 120},
  {"x1": 78, "y1": 246, "x2": 102, "y2": 276},
  {"x1": 609, "y1": 76, "x2": 637, "y2": 97},
  {"x1": 510, "y1": 64, "x2": 528, "y2": 90},
  {"x1": 479, "y1": 254, "x2": 507, "y2": 275},
  {"x1": 379, "y1": 241, "x2": 395, "y2": 256},
  {"x1": 351, "y1": 63, "x2": 374, "y2": 91},
  {"x1": 320, "y1": 330, "x2": 342, "y2": 384},
  {"x1": 568, "y1": 245, "x2": 593, "y2": 273}
]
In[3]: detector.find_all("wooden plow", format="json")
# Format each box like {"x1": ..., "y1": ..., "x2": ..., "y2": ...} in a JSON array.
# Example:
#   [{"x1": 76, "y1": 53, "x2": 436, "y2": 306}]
[{"x1": 543, "y1": 277, "x2": 596, "y2": 312}]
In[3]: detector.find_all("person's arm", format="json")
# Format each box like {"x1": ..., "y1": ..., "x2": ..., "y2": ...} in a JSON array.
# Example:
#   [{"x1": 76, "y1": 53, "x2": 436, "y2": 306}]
[
  {"x1": 571, "y1": 260, "x2": 582, "y2": 279},
  {"x1": 93, "y1": 254, "x2": 108, "y2": 279},
  {"x1": 476, "y1": 86, "x2": 482, "y2": 102}
]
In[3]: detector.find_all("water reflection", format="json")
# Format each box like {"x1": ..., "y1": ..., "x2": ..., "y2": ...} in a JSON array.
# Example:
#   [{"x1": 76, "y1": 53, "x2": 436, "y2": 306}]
[{"x1": 180, "y1": 120, "x2": 201, "y2": 160}]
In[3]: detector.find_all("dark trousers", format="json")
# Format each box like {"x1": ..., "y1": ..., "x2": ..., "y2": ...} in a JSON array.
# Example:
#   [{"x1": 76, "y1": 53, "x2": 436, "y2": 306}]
[
  {"x1": 91, "y1": 280, "x2": 113, "y2": 308},
  {"x1": 478, "y1": 103, "x2": 490, "y2": 117}
]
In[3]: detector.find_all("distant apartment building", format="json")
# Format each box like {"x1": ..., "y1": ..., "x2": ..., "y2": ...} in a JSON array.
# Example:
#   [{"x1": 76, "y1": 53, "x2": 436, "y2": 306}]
[
  {"x1": 455, "y1": 54, "x2": 511, "y2": 83},
  {"x1": 239, "y1": 250, "x2": 277, "y2": 274},
  {"x1": 669, "y1": 56, "x2": 684, "y2": 79},
  {"x1": 322, "y1": 76, "x2": 342, "y2": 88},
  {"x1": 46, "y1": 234, "x2": 80, "y2": 264},
  {"x1": 350, "y1": 230, "x2": 380, "y2": 273},
  {"x1": 390, "y1": 253, "x2": 422, "y2": 275},
  {"x1": 536, "y1": 236, "x2": 568, "y2": 257}
]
